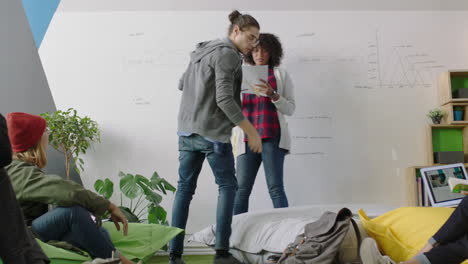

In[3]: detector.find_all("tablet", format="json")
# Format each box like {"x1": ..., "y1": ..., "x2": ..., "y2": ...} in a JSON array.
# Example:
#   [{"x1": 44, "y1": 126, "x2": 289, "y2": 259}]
[{"x1": 420, "y1": 163, "x2": 467, "y2": 207}]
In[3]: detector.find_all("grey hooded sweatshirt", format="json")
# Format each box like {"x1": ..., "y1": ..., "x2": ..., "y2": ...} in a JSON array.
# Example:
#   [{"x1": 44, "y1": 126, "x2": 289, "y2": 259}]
[{"x1": 177, "y1": 38, "x2": 246, "y2": 143}]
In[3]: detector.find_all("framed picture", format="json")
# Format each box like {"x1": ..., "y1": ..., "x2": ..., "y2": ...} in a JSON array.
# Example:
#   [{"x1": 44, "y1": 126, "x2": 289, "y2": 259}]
[{"x1": 420, "y1": 163, "x2": 467, "y2": 207}]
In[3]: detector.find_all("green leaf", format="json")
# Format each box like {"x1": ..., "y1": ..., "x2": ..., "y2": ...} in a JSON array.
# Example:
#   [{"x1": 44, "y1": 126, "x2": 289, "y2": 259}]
[
  {"x1": 148, "y1": 205, "x2": 167, "y2": 224},
  {"x1": 148, "y1": 205, "x2": 157, "y2": 224},
  {"x1": 136, "y1": 180, "x2": 163, "y2": 205},
  {"x1": 158, "y1": 182, "x2": 166, "y2": 195},
  {"x1": 94, "y1": 180, "x2": 104, "y2": 192},
  {"x1": 145, "y1": 191, "x2": 163, "y2": 205},
  {"x1": 151, "y1": 171, "x2": 160, "y2": 180},
  {"x1": 162, "y1": 179, "x2": 176, "y2": 193},
  {"x1": 151, "y1": 171, "x2": 176, "y2": 193},
  {"x1": 135, "y1": 174, "x2": 151, "y2": 187},
  {"x1": 155, "y1": 206, "x2": 167, "y2": 223},
  {"x1": 94, "y1": 178, "x2": 114, "y2": 199},
  {"x1": 137, "y1": 182, "x2": 161, "y2": 205},
  {"x1": 120, "y1": 173, "x2": 142, "y2": 199},
  {"x1": 151, "y1": 177, "x2": 164, "y2": 193},
  {"x1": 118, "y1": 171, "x2": 127, "y2": 178}
]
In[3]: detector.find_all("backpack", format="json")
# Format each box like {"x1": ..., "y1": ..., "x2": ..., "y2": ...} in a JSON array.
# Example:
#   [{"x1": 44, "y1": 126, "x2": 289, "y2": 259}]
[{"x1": 276, "y1": 208, "x2": 362, "y2": 264}]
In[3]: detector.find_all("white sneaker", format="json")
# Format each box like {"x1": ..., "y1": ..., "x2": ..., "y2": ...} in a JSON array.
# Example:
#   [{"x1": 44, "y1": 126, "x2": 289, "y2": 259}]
[{"x1": 360, "y1": 237, "x2": 396, "y2": 264}]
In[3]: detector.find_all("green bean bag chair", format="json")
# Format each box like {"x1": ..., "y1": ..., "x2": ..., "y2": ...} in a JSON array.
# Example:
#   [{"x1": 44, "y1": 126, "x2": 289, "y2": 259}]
[{"x1": 0, "y1": 222, "x2": 182, "y2": 264}]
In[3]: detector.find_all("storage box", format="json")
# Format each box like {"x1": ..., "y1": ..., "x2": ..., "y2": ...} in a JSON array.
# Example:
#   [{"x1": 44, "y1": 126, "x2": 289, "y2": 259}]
[
  {"x1": 433, "y1": 151, "x2": 464, "y2": 164},
  {"x1": 454, "y1": 88, "x2": 468, "y2": 98}
]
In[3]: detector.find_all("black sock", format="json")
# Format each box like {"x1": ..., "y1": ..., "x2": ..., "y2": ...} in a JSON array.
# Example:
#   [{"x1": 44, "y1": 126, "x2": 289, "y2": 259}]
[{"x1": 216, "y1": 250, "x2": 230, "y2": 257}]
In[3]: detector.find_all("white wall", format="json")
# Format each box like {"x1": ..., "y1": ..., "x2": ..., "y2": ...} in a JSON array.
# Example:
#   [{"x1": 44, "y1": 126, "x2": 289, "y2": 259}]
[
  {"x1": 0, "y1": 0, "x2": 54, "y2": 114},
  {"x1": 39, "y1": 9, "x2": 468, "y2": 234},
  {"x1": 0, "y1": 0, "x2": 83, "y2": 182}
]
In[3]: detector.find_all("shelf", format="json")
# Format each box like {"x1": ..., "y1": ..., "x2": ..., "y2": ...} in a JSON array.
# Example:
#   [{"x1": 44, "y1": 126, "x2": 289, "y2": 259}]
[
  {"x1": 450, "y1": 99, "x2": 468, "y2": 103},
  {"x1": 441, "y1": 103, "x2": 468, "y2": 124},
  {"x1": 430, "y1": 124, "x2": 467, "y2": 128}
]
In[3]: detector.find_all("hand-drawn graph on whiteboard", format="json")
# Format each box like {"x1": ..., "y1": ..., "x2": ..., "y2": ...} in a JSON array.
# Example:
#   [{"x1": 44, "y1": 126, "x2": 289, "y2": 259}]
[
  {"x1": 284, "y1": 29, "x2": 444, "y2": 91},
  {"x1": 365, "y1": 30, "x2": 444, "y2": 90}
]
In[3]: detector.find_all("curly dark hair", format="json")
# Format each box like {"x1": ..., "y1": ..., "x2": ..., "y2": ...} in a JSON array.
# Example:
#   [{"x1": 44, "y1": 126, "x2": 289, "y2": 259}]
[{"x1": 244, "y1": 33, "x2": 283, "y2": 67}]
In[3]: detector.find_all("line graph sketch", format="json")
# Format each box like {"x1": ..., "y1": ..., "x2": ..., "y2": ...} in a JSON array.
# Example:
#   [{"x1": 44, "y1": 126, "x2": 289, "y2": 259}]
[{"x1": 365, "y1": 30, "x2": 444, "y2": 89}]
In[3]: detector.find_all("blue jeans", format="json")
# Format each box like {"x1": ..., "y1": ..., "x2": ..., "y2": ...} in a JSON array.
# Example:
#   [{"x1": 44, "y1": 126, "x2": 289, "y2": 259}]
[
  {"x1": 31, "y1": 206, "x2": 115, "y2": 259},
  {"x1": 170, "y1": 134, "x2": 237, "y2": 255},
  {"x1": 234, "y1": 136, "x2": 288, "y2": 215}
]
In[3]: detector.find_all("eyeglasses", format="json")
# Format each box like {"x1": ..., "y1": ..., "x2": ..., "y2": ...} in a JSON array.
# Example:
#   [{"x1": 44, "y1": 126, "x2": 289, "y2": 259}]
[{"x1": 241, "y1": 30, "x2": 259, "y2": 46}]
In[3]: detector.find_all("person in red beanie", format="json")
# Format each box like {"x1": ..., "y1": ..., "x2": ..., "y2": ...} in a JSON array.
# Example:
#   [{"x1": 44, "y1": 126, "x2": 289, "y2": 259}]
[
  {"x1": 5, "y1": 112, "x2": 135, "y2": 264},
  {"x1": 0, "y1": 113, "x2": 49, "y2": 264}
]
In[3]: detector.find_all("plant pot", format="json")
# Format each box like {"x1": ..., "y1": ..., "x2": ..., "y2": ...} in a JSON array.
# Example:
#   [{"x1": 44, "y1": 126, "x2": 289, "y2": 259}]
[
  {"x1": 431, "y1": 116, "x2": 442, "y2": 124},
  {"x1": 454, "y1": 110, "x2": 464, "y2": 121}
]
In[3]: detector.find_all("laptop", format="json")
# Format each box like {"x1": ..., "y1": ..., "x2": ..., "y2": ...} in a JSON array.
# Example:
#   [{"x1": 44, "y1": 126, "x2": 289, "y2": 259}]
[{"x1": 420, "y1": 163, "x2": 467, "y2": 207}]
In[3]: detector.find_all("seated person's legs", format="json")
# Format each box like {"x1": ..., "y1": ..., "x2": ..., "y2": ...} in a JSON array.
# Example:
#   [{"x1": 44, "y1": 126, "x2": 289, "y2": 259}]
[
  {"x1": 431, "y1": 196, "x2": 468, "y2": 245},
  {"x1": 404, "y1": 234, "x2": 468, "y2": 264},
  {"x1": 32, "y1": 206, "x2": 115, "y2": 259},
  {"x1": 402, "y1": 197, "x2": 468, "y2": 264},
  {"x1": 421, "y1": 196, "x2": 468, "y2": 264}
]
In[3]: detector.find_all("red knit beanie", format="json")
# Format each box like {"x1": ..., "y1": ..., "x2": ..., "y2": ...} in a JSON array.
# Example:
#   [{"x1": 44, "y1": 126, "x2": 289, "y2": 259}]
[{"x1": 6, "y1": 112, "x2": 47, "y2": 153}]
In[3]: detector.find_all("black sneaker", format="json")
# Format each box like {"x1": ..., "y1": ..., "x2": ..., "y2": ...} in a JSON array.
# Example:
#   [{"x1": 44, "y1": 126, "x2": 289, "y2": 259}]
[
  {"x1": 213, "y1": 253, "x2": 243, "y2": 264},
  {"x1": 169, "y1": 253, "x2": 186, "y2": 264}
]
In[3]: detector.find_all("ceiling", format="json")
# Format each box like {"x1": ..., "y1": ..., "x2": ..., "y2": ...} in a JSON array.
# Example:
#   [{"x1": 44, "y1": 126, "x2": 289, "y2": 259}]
[{"x1": 58, "y1": 0, "x2": 468, "y2": 12}]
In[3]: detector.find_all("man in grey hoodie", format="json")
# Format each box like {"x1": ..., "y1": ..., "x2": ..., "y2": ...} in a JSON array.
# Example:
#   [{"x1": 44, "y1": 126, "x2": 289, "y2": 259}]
[{"x1": 169, "y1": 11, "x2": 262, "y2": 264}]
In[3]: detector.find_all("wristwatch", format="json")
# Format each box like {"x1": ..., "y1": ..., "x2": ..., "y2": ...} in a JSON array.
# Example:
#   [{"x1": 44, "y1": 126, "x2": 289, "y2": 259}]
[{"x1": 268, "y1": 90, "x2": 278, "y2": 98}]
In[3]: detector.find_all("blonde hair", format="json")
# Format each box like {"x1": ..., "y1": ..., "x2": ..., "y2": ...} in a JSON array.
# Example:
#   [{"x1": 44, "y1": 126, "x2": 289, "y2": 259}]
[{"x1": 13, "y1": 141, "x2": 48, "y2": 168}]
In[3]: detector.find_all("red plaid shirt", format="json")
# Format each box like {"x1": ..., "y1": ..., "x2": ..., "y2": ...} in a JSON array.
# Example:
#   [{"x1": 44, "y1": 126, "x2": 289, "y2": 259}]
[{"x1": 243, "y1": 67, "x2": 280, "y2": 141}]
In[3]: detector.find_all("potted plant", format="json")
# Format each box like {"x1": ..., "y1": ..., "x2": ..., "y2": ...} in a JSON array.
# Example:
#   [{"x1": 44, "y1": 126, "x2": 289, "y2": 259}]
[
  {"x1": 94, "y1": 171, "x2": 176, "y2": 225},
  {"x1": 41, "y1": 108, "x2": 100, "y2": 181},
  {"x1": 427, "y1": 108, "x2": 445, "y2": 124},
  {"x1": 454, "y1": 106, "x2": 465, "y2": 121}
]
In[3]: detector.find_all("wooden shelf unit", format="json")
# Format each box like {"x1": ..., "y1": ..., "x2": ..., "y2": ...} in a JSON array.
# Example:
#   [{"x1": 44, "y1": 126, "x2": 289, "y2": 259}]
[{"x1": 408, "y1": 69, "x2": 468, "y2": 206}]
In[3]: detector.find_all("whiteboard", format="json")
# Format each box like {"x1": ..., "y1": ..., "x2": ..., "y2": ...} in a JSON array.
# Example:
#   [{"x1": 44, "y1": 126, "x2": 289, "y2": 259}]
[{"x1": 40, "y1": 11, "x2": 468, "y2": 233}]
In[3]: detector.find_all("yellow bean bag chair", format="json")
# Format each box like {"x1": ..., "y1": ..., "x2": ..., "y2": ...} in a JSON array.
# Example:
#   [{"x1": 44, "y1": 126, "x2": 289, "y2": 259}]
[{"x1": 359, "y1": 207, "x2": 468, "y2": 263}]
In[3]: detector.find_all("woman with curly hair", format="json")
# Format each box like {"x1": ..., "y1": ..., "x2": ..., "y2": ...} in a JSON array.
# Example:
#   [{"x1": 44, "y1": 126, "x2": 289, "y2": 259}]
[{"x1": 233, "y1": 33, "x2": 296, "y2": 215}]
